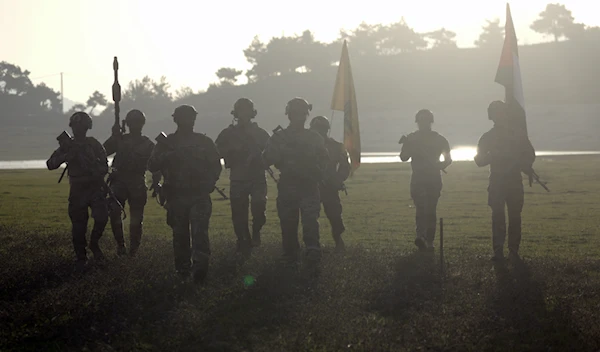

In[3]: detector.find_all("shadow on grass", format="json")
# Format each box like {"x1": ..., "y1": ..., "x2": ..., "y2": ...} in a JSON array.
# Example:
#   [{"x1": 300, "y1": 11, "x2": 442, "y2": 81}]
[
  {"x1": 483, "y1": 259, "x2": 594, "y2": 351},
  {"x1": 369, "y1": 250, "x2": 442, "y2": 319}
]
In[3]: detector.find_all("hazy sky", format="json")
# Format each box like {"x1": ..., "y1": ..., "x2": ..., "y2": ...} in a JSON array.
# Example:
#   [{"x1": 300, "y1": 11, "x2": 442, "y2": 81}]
[{"x1": 2, "y1": 0, "x2": 598, "y2": 104}]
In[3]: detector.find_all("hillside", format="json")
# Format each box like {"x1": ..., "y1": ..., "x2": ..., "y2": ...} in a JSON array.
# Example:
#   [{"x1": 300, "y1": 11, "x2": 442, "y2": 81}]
[{"x1": 2, "y1": 40, "x2": 600, "y2": 161}]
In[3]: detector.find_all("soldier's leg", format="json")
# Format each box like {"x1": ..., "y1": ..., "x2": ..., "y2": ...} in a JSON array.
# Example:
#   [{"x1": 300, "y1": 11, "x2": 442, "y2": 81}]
[
  {"x1": 322, "y1": 188, "x2": 345, "y2": 250},
  {"x1": 300, "y1": 189, "x2": 322, "y2": 262},
  {"x1": 506, "y1": 183, "x2": 525, "y2": 256},
  {"x1": 128, "y1": 184, "x2": 148, "y2": 256},
  {"x1": 488, "y1": 184, "x2": 508, "y2": 258},
  {"x1": 230, "y1": 181, "x2": 251, "y2": 251},
  {"x1": 166, "y1": 197, "x2": 192, "y2": 275},
  {"x1": 411, "y1": 183, "x2": 427, "y2": 250},
  {"x1": 68, "y1": 186, "x2": 89, "y2": 263},
  {"x1": 250, "y1": 180, "x2": 267, "y2": 246},
  {"x1": 276, "y1": 192, "x2": 301, "y2": 261},
  {"x1": 89, "y1": 187, "x2": 109, "y2": 261},
  {"x1": 190, "y1": 194, "x2": 212, "y2": 283},
  {"x1": 108, "y1": 182, "x2": 128, "y2": 254},
  {"x1": 425, "y1": 189, "x2": 441, "y2": 247}
]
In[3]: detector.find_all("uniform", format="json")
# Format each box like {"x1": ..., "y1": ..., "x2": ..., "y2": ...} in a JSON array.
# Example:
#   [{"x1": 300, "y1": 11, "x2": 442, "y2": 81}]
[
  {"x1": 215, "y1": 122, "x2": 270, "y2": 249},
  {"x1": 147, "y1": 129, "x2": 222, "y2": 278},
  {"x1": 47, "y1": 134, "x2": 109, "y2": 263},
  {"x1": 400, "y1": 126, "x2": 451, "y2": 249},
  {"x1": 475, "y1": 125, "x2": 535, "y2": 258},
  {"x1": 321, "y1": 136, "x2": 350, "y2": 248},
  {"x1": 262, "y1": 125, "x2": 329, "y2": 262},
  {"x1": 104, "y1": 132, "x2": 158, "y2": 255}
]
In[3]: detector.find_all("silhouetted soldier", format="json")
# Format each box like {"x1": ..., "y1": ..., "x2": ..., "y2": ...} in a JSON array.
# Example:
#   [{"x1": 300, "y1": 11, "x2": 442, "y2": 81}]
[
  {"x1": 147, "y1": 105, "x2": 222, "y2": 283},
  {"x1": 400, "y1": 109, "x2": 452, "y2": 251},
  {"x1": 215, "y1": 98, "x2": 270, "y2": 256},
  {"x1": 103, "y1": 109, "x2": 161, "y2": 257},
  {"x1": 262, "y1": 98, "x2": 329, "y2": 268},
  {"x1": 474, "y1": 100, "x2": 535, "y2": 262},
  {"x1": 46, "y1": 112, "x2": 110, "y2": 271},
  {"x1": 309, "y1": 116, "x2": 350, "y2": 252}
]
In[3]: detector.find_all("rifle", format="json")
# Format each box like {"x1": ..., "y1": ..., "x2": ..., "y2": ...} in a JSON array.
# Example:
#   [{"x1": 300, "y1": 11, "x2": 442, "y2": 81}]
[
  {"x1": 112, "y1": 57, "x2": 125, "y2": 135},
  {"x1": 155, "y1": 132, "x2": 229, "y2": 200},
  {"x1": 55, "y1": 130, "x2": 126, "y2": 219},
  {"x1": 398, "y1": 135, "x2": 448, "y2": 174}
]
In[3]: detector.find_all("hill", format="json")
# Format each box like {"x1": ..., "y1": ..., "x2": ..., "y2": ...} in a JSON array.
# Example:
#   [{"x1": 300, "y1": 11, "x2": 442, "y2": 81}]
[{"x1": 2, "y1": 40, "x2": 600, "y2": 161}]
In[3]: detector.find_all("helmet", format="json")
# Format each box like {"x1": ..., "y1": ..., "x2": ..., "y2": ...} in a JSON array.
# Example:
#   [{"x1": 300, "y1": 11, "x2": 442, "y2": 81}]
[
  {"x1": 415, "y1": 109, "x2": 434, "y2": 123},
  {"x1": 487, "y1": 100, "x2": 507, "y2": 120},
  {"x1": 172, "y1": 104, "x2": 197, "y2": 121},
  {"x1": 69, "y1": 111, "x2": 93, "y2": 129},
  {"x1": 125, "y1": 109, "x2": 146, "y2": 124},
  {"x1": 285, "y1": 97, "x2": 312, "y2": 116},
  {"x1": 231, "y1": 98, "x2": 257, "y2": 118},
  {"x1": 310, "y1": 116, "x2": 330, "y2": 130}
]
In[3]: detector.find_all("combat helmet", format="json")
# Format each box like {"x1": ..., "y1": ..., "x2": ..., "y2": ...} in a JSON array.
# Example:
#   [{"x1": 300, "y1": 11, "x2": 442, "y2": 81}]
[
  {"x1": 69, "y1": 111, "x2": 93, "y2": 129},
  {"x1": 285, "y1": 97, "x2": 312, "y2": 116},
  {"x1": 415, "y1": 109, "x2": 434, "y2": 124}
]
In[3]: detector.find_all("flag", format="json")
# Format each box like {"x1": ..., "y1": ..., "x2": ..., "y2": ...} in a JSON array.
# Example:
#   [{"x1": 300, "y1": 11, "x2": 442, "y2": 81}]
[
  {"x1": 331, "y1": 40, "x2": 361, "y2": 173},
  {"x1": 495, "y1": 3, "x2": 528, "y2": 136}
]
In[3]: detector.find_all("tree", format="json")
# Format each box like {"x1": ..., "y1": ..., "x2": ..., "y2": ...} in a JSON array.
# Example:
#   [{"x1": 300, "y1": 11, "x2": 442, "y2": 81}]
[
  {"x1": 530, "y1": 3, "x2": 578, "y2": 42},
  {"x1": 243, "y1": 36, "x2": 267, "y2": 82},
  {"x1": 339, "y1": 22, "x2": 386, "y2": 56},
  {"x1": 380, "y1": 19, "x2": 428, "y2": 54},
  {"x1": 215, "y1": 67, "x2": 243, "y2": 85},
  {"x1": 474, "y1": 19, "x2": 505, "y2": 48},
  {"x1": 85, "y1": 90, "x2": 108, "y2": 116},
  {"x1": 0, "y1": 62, "x2": 34, "y2": 96},
  {"x1": 425, "y1": 28, "x2": 458, "y2": 49},
  {"x1": 174, "y1": 86, "x2": 195, "y2": 100}
]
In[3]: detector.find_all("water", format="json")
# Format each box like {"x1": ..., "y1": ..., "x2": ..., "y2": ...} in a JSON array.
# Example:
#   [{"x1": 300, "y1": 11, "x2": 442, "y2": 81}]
[{"x1": 1, "y1": 147, "x2": 599, "y2": 170}]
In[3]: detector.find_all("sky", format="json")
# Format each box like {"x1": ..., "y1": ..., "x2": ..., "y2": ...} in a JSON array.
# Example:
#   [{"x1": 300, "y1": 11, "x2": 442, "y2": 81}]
[{"x1": 2, "y1": 0, "x2": 599, "y2": 104}]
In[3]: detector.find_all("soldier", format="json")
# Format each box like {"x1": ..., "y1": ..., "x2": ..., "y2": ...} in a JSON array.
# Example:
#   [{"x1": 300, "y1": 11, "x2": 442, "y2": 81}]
[
  {"x1": 46, "y1": 112, "x2": 110, "y2": 270},
  {"x1": 147, "y1": 105, "x2": 222, "y2": 283},
  {"x1": 474, "y1": 100, "x2": 535, "y2": 262},
  {"x1": 215, "y1": 98, "x2": 271, "y2": 255},
  {"x1": 262, "y1": 97, "x2": 329, "y2": 268},
  {"x1": 309, "y1": 116, "x2": 350, "y2": 253},
  {"x1": 400, "y1": 109, "x2": 452, "y2": 251},
  {"x1": 103, "y1": 109, "x2": 161, "y2": 257}
]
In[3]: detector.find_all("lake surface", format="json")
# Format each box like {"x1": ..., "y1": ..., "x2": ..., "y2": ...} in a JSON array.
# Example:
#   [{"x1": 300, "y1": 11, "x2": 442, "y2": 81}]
[{"x1": 1, "y1": 147, "x2": 599, "y2": 170}]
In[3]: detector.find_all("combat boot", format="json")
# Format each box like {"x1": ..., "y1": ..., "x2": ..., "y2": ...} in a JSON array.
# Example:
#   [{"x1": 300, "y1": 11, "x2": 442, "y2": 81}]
[
  {"x1": 414, "y1": 236, "x2": 427, "y2": 251},
  {"x1": 333, "y1": 236, "x2": 346, "y2": 253},
  {"x1": 117, "y1": 244, "x2": 127, "y2": 257},
  {"x1": 251, "y1": 231, "x2": 262, "y2": 247},
  {"x1": 89, "y1": 236, "x2": 106, "y2": 262},
  {"x1": 129, "y1": 226, "x2": 142, "y2": 257}
]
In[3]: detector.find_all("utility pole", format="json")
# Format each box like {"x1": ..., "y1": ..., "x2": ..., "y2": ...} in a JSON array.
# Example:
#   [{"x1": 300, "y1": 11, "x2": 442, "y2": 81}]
[{"x1": 60, "y1": 72, "x2": 64, "y2": 114}]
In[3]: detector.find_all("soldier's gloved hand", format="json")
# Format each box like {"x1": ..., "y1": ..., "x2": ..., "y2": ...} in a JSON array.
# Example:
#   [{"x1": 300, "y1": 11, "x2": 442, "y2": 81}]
[{"x1": 112, "y1": 124, "x2": 122, "y2": 136}]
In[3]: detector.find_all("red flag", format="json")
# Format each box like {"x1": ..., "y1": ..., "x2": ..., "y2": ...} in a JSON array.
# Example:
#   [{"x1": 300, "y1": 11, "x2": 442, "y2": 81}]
[{"x1": 495, "y1": 3, "x2": 527, "y2": 135}]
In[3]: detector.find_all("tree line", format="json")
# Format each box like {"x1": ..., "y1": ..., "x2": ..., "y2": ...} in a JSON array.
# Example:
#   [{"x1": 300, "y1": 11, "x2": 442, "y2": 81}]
[{"x1": 1, "y1": 2, "x2": 597, "y2": 123}]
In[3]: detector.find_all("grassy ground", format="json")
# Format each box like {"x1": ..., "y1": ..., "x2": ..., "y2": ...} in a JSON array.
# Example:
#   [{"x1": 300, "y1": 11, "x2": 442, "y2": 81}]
[{"x1": 1, "y1": 157, "x2": 599, "y2": 351}]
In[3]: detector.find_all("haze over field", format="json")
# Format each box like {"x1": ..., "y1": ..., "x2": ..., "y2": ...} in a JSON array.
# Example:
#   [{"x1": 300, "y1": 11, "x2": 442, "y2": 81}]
[{"x1": 1, "y1": 1, "x2": 599, "y2": 159}]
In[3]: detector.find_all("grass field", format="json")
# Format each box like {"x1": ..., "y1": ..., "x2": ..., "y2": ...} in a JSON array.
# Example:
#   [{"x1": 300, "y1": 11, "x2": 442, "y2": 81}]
[{"x1": 1, "y1": 157, "x2": 600, "y2": 351}]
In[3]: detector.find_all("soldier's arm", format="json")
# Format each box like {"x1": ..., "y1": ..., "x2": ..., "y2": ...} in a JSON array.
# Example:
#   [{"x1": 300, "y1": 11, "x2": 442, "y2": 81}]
[
  {"x1": 147, "y1": 143, "x2": 169, "y2": 173},
  {"x1": 474, "y1": 133, "x2": 491, "y2": 167},
  {"x1": 337, "y1": 143, "x2": 351, "y2": 182},
  {"x1": 439, "y1": 137, "x2": 453, "y2": 170},
  {"x1": 46, "y1": 147, "x2": 67, "y2": 170},
  {"x1": 520, "y1": 138, "x2": 536, "y2": 174},
  {"x1": 102, "y1": 134, "x2": 120, "y2": 157},
  {"x1": 92, "y1": 139, "x2": 109, "y2": 176},
  {"x1": 399, "y1": 135, "x2": 413, "y2": 162},
  {"x1": 205, "y1": 139, "x2": 222, "y2": 182},
  {"x1": 261, "y1": 135, "x2": 281, "y2": 168}
]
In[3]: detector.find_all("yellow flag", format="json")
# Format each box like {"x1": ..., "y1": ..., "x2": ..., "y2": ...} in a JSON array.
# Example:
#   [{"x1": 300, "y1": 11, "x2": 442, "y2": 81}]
[{"x1": 331, "y1": 40, "x2": 360, "y2": 173}]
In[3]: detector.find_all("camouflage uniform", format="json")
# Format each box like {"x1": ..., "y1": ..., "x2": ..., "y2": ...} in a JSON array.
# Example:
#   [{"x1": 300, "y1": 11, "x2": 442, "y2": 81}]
[
  {"x1": 475, "y1": 124, "x2": 535, "y2": 258},
  {"x1": 104, "y1": 131, "x2": 158, "y2": 255},
  {"x1": 321, "y1": 137, "x2": 350, "y2": 246},
  {"x1": 147, "y1": 106, "x2": 222, "y2": 279},
  {"x1": 400, "y1": 110, "x2": 451, "y2": 250},
  {"x1": 215, "y1": 122, "x2": 270, "y2": 250},
  {"x1": 262, "y1": 99, "x2": 328, "y2": 262},
  {"x1": 46, "y1": 113, "x2": 109, "y2": 263}
]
